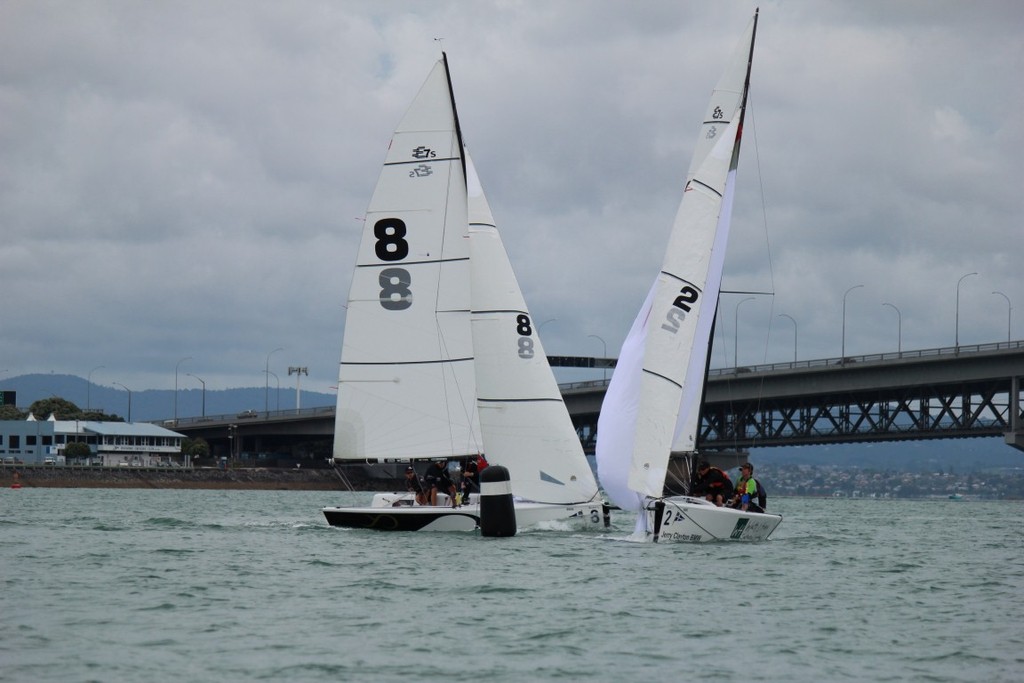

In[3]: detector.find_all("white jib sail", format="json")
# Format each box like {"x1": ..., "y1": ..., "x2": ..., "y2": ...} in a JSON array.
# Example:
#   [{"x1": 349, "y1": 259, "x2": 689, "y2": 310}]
[
  {"x1": 333, "y1": 58, "x2": 480, "y2": 462},
  {"x1": 466, "y1": 153, "x2": 600, "y2": 505}
]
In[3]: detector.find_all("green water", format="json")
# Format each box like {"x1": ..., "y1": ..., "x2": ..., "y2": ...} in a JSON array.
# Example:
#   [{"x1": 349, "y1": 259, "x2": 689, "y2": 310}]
[{"x1": 2, "y1": 489, "x2": 1021, "y2": 682}]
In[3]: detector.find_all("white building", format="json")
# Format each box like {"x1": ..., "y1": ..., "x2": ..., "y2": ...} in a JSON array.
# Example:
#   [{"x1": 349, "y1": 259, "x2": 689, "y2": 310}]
[{"x1": 0, "y1": 414, "x2": 186, "y2": 466}]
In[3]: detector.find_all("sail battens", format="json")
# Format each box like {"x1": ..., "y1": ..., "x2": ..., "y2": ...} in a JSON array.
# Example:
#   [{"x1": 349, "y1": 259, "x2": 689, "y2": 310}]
[
  {"x1": 477, "y1": 397, "x2": 564, "y2": 404},
  {"x1": 355, "y1": 256, "x2": 469, "y2": 268},
  {"x1": 658, "y1": 271, "x2": 704, "y2": 290},
  {"x1": 471, "y1": 308, "x2": 527, "y2": 316},
  {"x1": 342, "y1": 357, "x2": 473, "y2": 367},
  {"x1": 641, "y1": 367, "x2": 683, "y2": 389},
  {"x1": 687, "y1": 178, "x2": 724, "y2": 198},
  {"x1": 383, "y1": 156, "x2": 460, "y2": 167}
]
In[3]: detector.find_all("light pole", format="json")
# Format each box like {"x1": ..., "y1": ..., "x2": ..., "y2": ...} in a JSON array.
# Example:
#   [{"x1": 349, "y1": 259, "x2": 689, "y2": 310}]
[
  {"x1": 778, "y1": 314, "x2": 797, "y2": 363},
  {"x1": 587, "y1": 334, "x2": 607, "y2": 381},
  {"x1": 264, "y1": 370, "x2": 280, "y2": 411},
  {"x1": 265, "y1": 347, "x2": 283, "y2": 416},
  {"x1": 114, "y1": 382, "x2": 132, "y2": 422},
  {"x1": 175, "y1": 356, "x2": 191, "y2": 425},
  {"x1": 734, "y1": 296, "x2": 755, "y2": 368},
  {"x1": 992, "y1": 291, "x2": 1012, "y2": 343},
  {"x1": 955, "y1": 272, "x2": 977, "y2": 350},
  {"x1": 289, "y1": 366, "x2": 308, "y2": 411},
  {"x1": 882, "y1": 302, "x2": 902, "y2": 355},
  {"x1": 841, "y1": 284, "x2": 864, "y2": 364},
  {"x1": 87, "y1": 365, "x2": 104, "y2": 411},
  {"x1": 187, "y1": 373, "x2": 206, "y2": 417}
]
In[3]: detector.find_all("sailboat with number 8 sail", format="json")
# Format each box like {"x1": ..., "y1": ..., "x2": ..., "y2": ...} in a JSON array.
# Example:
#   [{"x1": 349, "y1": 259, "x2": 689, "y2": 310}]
[
  {"x1": 322, "y1": 54, "x2": 607, "y2": 532},
  {"x1": 595, "y1": 10, "x2": 783, "y2": 542}
]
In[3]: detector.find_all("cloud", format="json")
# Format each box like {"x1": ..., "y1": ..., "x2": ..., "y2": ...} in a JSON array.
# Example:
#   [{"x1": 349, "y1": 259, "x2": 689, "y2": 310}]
[{"x1": 1, "y1": 0, "x2": 1021, "y2": 407}]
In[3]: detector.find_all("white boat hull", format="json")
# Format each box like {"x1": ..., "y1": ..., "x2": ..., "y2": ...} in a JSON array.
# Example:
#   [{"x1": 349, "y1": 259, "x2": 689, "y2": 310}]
[
  {"x1": 323, "y1": 493, "x2": 608, "y2": 532},
  {"x1": 645, "y1": 496, "x2": 781, "y2": 543}
]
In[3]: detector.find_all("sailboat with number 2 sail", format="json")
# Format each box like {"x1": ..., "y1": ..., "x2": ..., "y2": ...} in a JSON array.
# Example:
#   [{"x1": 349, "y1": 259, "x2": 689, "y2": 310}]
[
  {"x1": 595, "y1": 11, "x2": 783, "y2": 542},
  {"x1": 322, "y1": 55, "x2": 607, "y2": 532}
]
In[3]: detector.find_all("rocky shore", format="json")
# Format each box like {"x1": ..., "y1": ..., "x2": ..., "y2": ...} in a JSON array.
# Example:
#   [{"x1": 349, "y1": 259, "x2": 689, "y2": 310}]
[{"x1": 1, "y1": 465, "x2": 382, "y2": 491}]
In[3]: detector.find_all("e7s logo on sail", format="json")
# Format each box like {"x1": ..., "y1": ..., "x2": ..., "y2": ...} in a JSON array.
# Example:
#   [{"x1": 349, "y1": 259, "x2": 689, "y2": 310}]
[{"x1": 661, "y1": 285, "x2": 700, "y2": 334}]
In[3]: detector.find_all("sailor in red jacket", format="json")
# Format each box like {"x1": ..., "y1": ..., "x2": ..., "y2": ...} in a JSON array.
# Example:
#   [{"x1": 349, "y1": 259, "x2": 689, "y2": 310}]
[{"x1": 693, "y1": 460, "x2": 734, "y2": 506}]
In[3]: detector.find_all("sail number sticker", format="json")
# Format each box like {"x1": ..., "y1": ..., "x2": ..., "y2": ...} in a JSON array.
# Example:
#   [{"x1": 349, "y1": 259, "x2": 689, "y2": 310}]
[
  {"x1": 516, "y1": 314, "x2": 534, "y2": 359},
  {"x1": 661, "y1": 286, "x2": 700, "y2": 334},
  {"x1": 374, "y1": 218, "x2": 412, "y2": 310}
]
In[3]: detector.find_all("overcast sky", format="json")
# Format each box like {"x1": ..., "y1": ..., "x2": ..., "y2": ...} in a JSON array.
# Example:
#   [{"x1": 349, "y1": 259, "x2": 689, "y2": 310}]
[{"x1": 2, "y1": 0, "x2": 1022, "y2": 397}]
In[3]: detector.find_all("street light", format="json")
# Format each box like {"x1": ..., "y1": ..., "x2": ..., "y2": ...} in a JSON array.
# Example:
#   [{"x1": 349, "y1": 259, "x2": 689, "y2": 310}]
[
  {"x1": 841, "y1": 284, "x2": 864, "y2": 364},
  {"x1": 264, "y1": 370, "x2": 280, "y2": 411},
  {"x1": 777, "y1": 314, "x2": 797, "y2": 363},
  {"x1": 265, "y1": 347, "x2": 283, "y2": 416},
  {"x1": 734, "y1": 297, "x2": 755, "y2": 368},
  {"x1": 882, "y1": 302, "x2": 902, "y2": 355},
  {"x1": 175, "y1": 357, "x2": 192, "y2": 425},
  {"x1": 87, "y1": 365, "x2": 104, "y2": 411},
  {"x1": 113, "y1": 382, "x2": 132, "y2": 422},
  {"x1": 587, "y1": 334, "x2": 607, "y2": 381},
  {"x1": 289, "y1": 366, "x2": 308, "y2": 411},
  {"x1": 187, "y1": 373, "x2": 206, "y2": 417},
  {"x1": 992, "y1": 291, "x2": 1012, "y2": 343},
  {"x1": 955, "y1": 272, "x2": 977, "y2": 349}
]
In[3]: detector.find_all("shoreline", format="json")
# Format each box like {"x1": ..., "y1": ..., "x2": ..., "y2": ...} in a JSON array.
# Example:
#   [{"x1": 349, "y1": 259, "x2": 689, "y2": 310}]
[{"x1": 1, "y1": 466, "x2": 380, "y2": 491}]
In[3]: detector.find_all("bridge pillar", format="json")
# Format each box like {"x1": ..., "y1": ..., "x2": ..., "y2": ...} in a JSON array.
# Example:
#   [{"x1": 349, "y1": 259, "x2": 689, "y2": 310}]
[{"x1": 1006, "y1": 375, "x2": 1024, "y2": 453}]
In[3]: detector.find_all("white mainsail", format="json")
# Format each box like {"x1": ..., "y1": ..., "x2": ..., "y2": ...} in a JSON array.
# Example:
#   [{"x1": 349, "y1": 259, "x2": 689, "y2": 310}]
[
  {"x1": 333, "y1": 57, "x2": 480, "y2": 463},
  {"x1": 466, "y1": 154, "x2": 600, "y2": 505},
  {"x1": 596, "y1": 13, "x2": 758, "y2": 510}
]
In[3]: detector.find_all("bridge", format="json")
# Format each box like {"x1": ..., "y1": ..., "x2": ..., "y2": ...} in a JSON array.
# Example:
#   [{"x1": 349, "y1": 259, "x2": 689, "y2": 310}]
[{"x1": 170, "y1": 341, "x2": 1024, "y2": 460}]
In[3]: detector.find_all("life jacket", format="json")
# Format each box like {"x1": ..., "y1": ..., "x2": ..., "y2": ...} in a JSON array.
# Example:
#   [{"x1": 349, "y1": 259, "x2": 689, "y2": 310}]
[
  {"x1": 750, "y1": 477, "x2": 767, "y2": 510},
  {"x1": 707, "y1": 467, "x2": 732, "y2": 490}
]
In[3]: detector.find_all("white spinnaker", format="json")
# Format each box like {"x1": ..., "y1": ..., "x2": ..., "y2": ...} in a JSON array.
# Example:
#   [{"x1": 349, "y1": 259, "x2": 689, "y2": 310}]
[
  {"x1": 627, "y1": 115, "x2": 742, "y2": 498},
  {"x1": 595, "y1": 285, "x2": 655, "y2": 513},
  {"x1": 467, "y1": 154, "x2": 600, "y2": 504},
  {"x1": 334, "y1": 59, "x2": 480, "y2": 462}
]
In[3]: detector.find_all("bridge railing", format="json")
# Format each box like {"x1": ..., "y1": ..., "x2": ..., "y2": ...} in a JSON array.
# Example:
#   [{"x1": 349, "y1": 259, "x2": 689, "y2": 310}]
[
  {"x1": 556, "y1": 339, "x2": 1023, "y2": 390},
  {"x1": 707, "y1": 340, "x2": 1024, "y2": 377},
  {"x1": 165, "y1": 404, "x2": 336, "y2": 427}
]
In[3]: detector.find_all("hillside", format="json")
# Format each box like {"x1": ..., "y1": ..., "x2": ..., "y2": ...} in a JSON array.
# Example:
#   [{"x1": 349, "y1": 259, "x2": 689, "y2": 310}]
[{"x1": 1, "y1": 373, "x2": 334, "y2": 422}]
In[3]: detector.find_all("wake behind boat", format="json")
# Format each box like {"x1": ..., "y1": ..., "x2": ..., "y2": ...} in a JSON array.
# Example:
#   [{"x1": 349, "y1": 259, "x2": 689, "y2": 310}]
[
  {"x1": 595, "y1": 10, "x2": 782, "y2": 543},
  {"x1": 323, "y1": 54, "x2": 607, "y2": 533}
]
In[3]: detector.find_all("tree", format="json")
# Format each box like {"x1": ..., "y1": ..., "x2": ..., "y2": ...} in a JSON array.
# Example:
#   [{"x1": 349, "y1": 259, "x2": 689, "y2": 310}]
[
  {"x1": 81, "y1": 410, "x2": 123, "y2": 422},
  {"x1": 65, "y1": 442, "x2": 92, "y2": 459},
  {"x1": 182, "y1": 437, "x2": 210, "y2": 459},
  {"x1": 0, "y1": 405, "x2": 25, "y2": 420},
  {"x1": 27, "y1": 397, "x2": 82, "y2": 420}
]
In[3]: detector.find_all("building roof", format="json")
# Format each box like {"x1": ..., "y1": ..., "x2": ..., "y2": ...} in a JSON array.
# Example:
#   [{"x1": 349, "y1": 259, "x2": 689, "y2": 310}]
[{"x1": 50, "y1": 420, "x2": 184, "y2": 438}]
